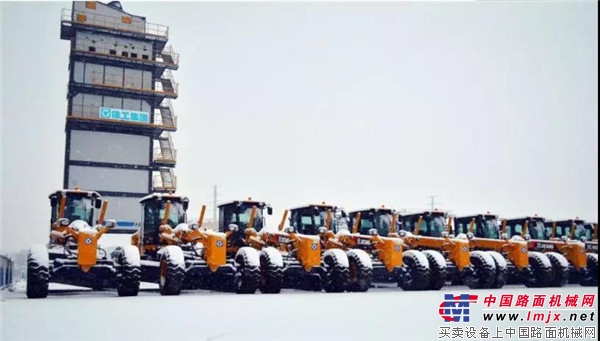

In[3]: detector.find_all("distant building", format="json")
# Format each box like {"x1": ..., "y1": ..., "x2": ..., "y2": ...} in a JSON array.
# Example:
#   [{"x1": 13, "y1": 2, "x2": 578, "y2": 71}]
[
  {"x1": 59, "y1": 1, "x2": 180, "y2": 226},
  {"x1": 0, "y1": 255, "x2": 14, "y2": 289}
]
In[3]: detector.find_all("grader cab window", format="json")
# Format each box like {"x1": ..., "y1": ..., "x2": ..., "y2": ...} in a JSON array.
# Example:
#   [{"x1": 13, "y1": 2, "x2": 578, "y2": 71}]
[
  {"x1": 143, "y1": 200, "x2": 186, "y2": 243},
  {"x1": 236, "y1": 205, "x2": 264, "y2": 230},
  {"x1": 553, "y1": 223, "x2": 571, "y2": 238},
  {"x1": 480, "y1": 218, "x2": 499, "y2": 239},
  {"x1": 359, "y1": 212, "x2": 392, "y2": 236},
  {"x1": 222, "y1": 203, "x2": 265, "y2": 232},
  {"x1": 426, "y1": 216, "x2": 447, "y2": 237},
  {"x1": 529, "y1": 221, "x2": 546, "y2": 240},
  {"x1": 62, "y1": 196, "x2": 95, "y2": 225},
  {"x1": 573, "y1": 224, "x2": 587, "y2": 239}
]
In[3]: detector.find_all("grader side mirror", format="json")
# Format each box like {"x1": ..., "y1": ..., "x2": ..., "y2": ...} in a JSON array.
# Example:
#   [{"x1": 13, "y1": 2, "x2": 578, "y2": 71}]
[
  {"x1": 267, "y1": 206, "x2": 273, "y2": 215},
  {"x1": 183, "y1": 200, "x2": 189, "y2": 211},
  {"x1": 95, "y1": 199, "x2": 102, "y2": 209},
  {"x1": 50, "y1": 197, "x2": 58, "y2": 207}
]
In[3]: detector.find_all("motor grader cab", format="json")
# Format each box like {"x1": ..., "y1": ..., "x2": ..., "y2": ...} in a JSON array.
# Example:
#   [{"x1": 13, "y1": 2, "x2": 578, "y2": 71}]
[
  {"x1": 335, "y1": 206, "x2": 431, "y2": 291},
  {"x1": 453, "y1": 213, "x2": 553, "y2": 288},
  {"x1": 27, "y1": 188, "x2": 141, "y2": 299},
  {"x1": 216, "y1": 199, "x2": 284, "y2": 294},
  {"x1": 396, "y1": 210, "x2": 501, "y2": 290},
  {"x1": 132, "y1": 193, "x2": 261, "y2": 295},
  {"x1": 527, "y1": 218, "x2": 597, "y2": 286}
]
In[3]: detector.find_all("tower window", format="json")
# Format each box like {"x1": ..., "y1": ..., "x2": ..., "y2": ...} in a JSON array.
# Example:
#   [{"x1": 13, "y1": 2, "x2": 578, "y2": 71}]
[
  {"x1": 131, "y1": 53, "x2": 138, "y2": 59},
  {"x1": 88, "y1": 46, "x2": 96, "y2": 52},
  {"x1": 142, "y1": 55, "x2": 149, "y2": 60},
  {"x1": 122, "y1": 51, "x2": 129, "y2": 57},
  {"x1": 109, "y1": 49, "x2": 116, "y2": 55}
]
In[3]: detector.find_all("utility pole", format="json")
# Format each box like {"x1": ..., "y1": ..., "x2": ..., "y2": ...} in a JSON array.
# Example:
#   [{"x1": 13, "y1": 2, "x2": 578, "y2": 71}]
[{"x1": 427, "y1": 195, "x2": 439, "y2": 210}]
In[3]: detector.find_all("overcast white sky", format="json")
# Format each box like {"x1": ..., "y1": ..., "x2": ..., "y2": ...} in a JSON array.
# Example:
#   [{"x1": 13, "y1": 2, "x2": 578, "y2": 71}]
[{"x1": 1, "y1": 1, "x2": 598, "y2": 253}]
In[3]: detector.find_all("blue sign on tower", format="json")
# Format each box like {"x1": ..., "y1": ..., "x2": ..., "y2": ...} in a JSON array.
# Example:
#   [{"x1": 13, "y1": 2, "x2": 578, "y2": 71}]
[{"x1": 99, "y1": 107, "x2": 150, "y2": 124}]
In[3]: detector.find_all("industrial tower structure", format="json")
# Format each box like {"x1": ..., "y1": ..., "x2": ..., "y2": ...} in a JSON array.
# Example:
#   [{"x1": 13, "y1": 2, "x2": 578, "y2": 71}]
[{"x1": 60, "y1": 1, "x2": 179, "y2": 226}]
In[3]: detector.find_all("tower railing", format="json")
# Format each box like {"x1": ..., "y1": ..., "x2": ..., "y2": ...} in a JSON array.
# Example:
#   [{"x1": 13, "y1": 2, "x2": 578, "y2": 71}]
[
  {"x1": 72, "y1": 41, "x2": 179, "y2": 67},
  {"x1": 153, "y1": 147, "x2": 177, "y2": 163},
  {"x1": 153, "y1": 170, "x2": 177, "y2": 192},
  {"x1": 78, "y1": 70, "x2": 178, "y2": 96},
  {"x1": 153, "y1": 107, "x2": 178, "y2": 128},
  {"x1": 158, "y1": 45, "x2": 180, "y2": 67},
  {"x1": 62, "y1": 8, "x2": 169, "y2": 38}
]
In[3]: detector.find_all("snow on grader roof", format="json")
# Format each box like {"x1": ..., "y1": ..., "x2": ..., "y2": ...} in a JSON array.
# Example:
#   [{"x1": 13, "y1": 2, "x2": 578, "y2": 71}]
[{"x1": 139, "y1": 192, "x2": 189, "y2": 203}]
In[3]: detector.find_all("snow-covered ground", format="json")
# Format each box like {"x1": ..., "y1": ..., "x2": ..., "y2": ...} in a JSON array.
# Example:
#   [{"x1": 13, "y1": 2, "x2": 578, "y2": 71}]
[{"x1": 1, "y1": 282, "x2": 597, "y2": 341}]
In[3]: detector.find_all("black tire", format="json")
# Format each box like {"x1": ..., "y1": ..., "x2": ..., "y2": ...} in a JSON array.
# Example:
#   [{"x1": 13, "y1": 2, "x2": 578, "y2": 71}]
[
  {"x1": 347, "y1": 250, "x2": 372, "y2": 292},
  {"x1": 259, "y1": 249, "x2": 283, "y2": 294},
  {"x1": 234, "y1": 247, "x2": 260, "y2": 294},
  {"x1": 26, "y1": 248, "x2": 49, "y2": 299},
  {"x1": 159, "y1": 246, "x2": 185, "y2": 296},
  {"x1": 421, "y1": 250, "x2": 447, "y2": 290},
  {"x1": 486, "y1": 251, "x2": 508, "y2": 289},
  {"x1": 580, "y1": 253, "x2": 598, "y2": 287},
  {"x1": 523, "y1": 251, "x2": 553, "y2": 288},
  {"x1": 465, "y1": 251, "x2": 496, "y2": 289},
  {"x1": 398, "y1": 250, "x2": 430, "y2": 291},
  {"x1": 323, "y1": 250, "x2": 349, "y2": 293},
  {"x1": 545, "y1": 252, "x2": 569, "y2": 287},
  {"x1": 115, "y1": 246, "x2": 141, "y2": 297}
]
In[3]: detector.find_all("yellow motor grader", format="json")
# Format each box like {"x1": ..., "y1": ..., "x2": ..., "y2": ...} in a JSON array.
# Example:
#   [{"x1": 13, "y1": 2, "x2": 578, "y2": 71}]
[
  {"x1": 517, "y1": 217, "x2": 598, "y2": 286},
  {"x1": 227, "y1": 201, "x2": 353, "y2": 292},
  {"x1": 215, "y1": 198, "x2": 284, "y2": 294},
  {"x1": 396, "y1": 210, "x2": 505, "y2": 289},
  {"x1": 27, "y1": 187, "x2": 140, "y2": 298},
  {"x1": 130, "y1": 193, "x2": 260, "y2": 295},
  {"x1": 453, "y1": 213, "x2": 553, "y2": 288}
]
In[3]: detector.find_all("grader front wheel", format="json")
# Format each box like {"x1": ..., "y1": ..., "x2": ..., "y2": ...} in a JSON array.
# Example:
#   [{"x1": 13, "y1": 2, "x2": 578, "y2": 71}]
[{"x1": 158, "y1": 246, "x2": 185, "y2": 296}]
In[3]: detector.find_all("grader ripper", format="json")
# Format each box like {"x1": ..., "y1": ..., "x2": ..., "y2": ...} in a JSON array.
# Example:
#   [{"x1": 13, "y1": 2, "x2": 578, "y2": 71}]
[
  {"x1": 27, "y1": 188, "x2": 141, "y2": 299},
  {"x1": 396, "y1": 210, "x2": 504, "y2": 289},
  {"x1": 453, "y1": 213, "x2": 553, "y2": 288},
  {"x1": 130, "y1": 193, "x2": 261, "y2": 295},
  {"x1": 216, "y1": 198, "x2": 284, "y2": 294}
]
